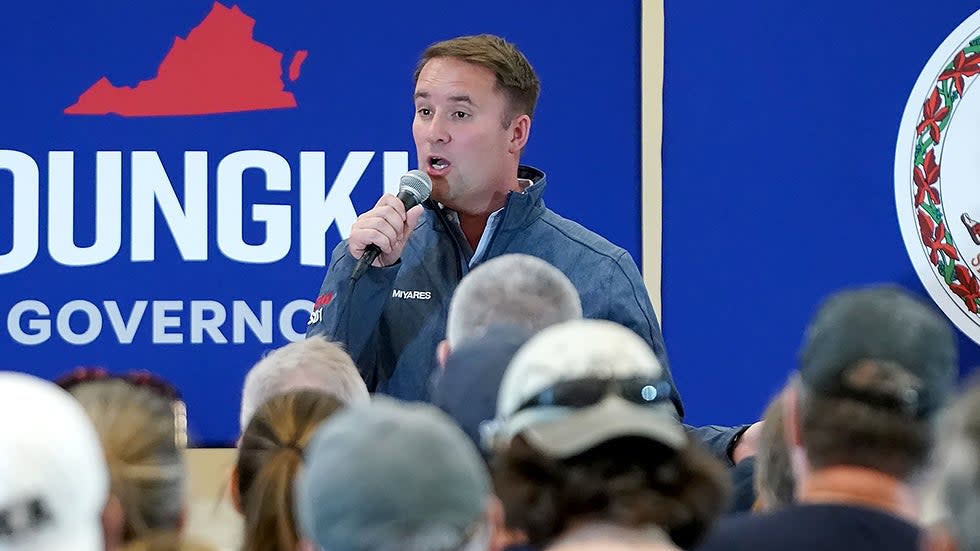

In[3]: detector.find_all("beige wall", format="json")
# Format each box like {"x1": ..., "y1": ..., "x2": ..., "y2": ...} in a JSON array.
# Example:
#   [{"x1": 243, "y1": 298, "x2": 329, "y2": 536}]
[
  {"x1": 642, "y1": 0, "x2": 665, "y2": 323},
  {"x1": 185, "y1": 449, "x2": 241, "y2": 551}
]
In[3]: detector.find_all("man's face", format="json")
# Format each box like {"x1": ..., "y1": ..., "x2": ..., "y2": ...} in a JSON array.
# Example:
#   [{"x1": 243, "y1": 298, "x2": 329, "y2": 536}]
[{"x1": 413, "y1": 57, "x2": 521, "y2": 213}]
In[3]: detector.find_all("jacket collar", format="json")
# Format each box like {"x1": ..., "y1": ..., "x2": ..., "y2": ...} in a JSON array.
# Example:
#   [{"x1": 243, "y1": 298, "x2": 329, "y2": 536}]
[{"x1": 505, "y1": 164, "x2": 547, "y2": 229}]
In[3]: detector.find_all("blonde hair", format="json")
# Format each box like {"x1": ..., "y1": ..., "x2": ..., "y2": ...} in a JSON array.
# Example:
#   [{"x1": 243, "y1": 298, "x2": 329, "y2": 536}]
[
  {"x1": 237, "y1": 390, "x2": 343, "y2": 551},
  {"x1": 69, "y1": 378, "x2": 197, "y2": 551}
]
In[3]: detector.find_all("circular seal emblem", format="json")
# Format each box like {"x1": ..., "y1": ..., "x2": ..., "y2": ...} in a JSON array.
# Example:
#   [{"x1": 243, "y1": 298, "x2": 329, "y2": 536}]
[{"x1": 896, "y1": 9, "x2": 980, "y2": 346}]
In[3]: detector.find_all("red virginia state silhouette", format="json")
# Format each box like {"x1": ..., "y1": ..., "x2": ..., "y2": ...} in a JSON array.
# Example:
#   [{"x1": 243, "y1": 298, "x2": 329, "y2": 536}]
[{"x1": 65, "y1": 2, "x2": 307, "y2": 116}]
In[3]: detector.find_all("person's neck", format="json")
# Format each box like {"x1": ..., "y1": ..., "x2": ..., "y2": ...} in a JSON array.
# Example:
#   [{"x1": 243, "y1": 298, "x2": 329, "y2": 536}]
[
  {"x1": 549, "y1": 521, "x2": 677, "y2": 551},
  {"x1": 458, "y1": 211, "x2": 491, "y2": 251},
  {"x1": 454, "y1": 181, "x2": 522, "y2": 250},
  {"x1": 798, "y1": 465, "x2": 919, "y2": 522}
]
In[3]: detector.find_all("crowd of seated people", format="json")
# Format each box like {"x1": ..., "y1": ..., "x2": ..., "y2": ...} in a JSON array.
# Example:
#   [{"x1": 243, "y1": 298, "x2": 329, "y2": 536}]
[{"x1": 0, "y1": 256, "x2": 976, "y2": 551}]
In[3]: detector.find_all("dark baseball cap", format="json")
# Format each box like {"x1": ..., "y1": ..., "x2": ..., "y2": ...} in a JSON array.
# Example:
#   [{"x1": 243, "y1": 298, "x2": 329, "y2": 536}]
[{"x1": 798, "y1": 285, "x2": 958, "y2": 418}]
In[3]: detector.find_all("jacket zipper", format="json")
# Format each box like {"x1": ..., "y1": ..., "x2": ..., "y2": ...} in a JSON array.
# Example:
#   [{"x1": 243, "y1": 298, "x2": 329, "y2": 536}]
[{"x1": 431, "y1": 205, "x2": 466, "y2": 282}]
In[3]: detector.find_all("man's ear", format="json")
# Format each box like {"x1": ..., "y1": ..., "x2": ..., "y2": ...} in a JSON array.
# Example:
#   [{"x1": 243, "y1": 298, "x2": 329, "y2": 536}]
[
  {"x1": 437, "y1": 339, "x2": 452, "y2": 370},
  {"x1": 229, "y1": 464, "x2": 244, "y2": 515},
  {"x1": 507, "y1": 114, "x2": 531, "y2": 155},
  {"x1": 176, "y1": 507, "x2": 187, "y2": 533}
]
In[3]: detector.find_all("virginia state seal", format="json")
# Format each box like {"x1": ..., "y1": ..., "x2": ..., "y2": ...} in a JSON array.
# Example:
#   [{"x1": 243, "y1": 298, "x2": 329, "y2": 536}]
[{"x1": 896, "y1": 9, "x2": 980, "y2": 346}]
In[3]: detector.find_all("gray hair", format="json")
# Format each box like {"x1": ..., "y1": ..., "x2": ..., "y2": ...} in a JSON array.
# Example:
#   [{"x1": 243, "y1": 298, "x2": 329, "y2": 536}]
[
  {"x1": 240, "y1": 337, "x2": 369, "y2": 430},
  {"x1": 934, "y1": 378, "x2": 980, "y2": 551},
  {"x1": 446, "y1": 254, "x2": 582, "y2": 347},
  {"x1": 754, "y1": 390, "x2": 795, "y2": 510}
]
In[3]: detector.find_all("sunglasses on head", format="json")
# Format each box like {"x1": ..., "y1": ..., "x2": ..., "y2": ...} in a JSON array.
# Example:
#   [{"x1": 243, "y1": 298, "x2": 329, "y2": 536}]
[
  {"x1": 56, "y1": 366, "x2": 188, "y2": 448},
  {"x1": 516, "y1": 375, "x2": 674, "y2": 413}
]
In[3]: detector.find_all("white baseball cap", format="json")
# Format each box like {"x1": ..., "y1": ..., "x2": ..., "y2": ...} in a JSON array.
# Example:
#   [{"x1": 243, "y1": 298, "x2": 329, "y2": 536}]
[
  {"x1": 488, "y1": 319, "x2": 686, "y2": 457},
  {"x1": 0, "y1": 372, "x2": 108, "y2": 551}
]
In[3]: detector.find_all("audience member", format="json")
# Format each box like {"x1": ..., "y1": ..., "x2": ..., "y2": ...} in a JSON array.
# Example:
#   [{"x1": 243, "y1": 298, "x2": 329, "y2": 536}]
[
  {"x1": 752, "y1": 390, "x2": 794, "y2": 511},
  {"x1": 0, "y1": 371, "x2": 111, "y2": 551},
  {"x1": 925, "y1": 375, "x2": 980, "y2": 551},
  {"x1": 240, "y1": 337, "x2": 368, "y2": 430},
  {"x1": 295, "y1": 398, "x2": 498, "y2": 551},
  {"x1": 487, "y1": 319, "x2": 731, "y2": 550},
  {"x1": 233, "y1": 389, "x2": 343, "y2": 551},
  {"x1": 437, "y1": 253, "x2": 582, "y2": 366},
  {"x1": 695, "y1": 285, "x2": 958, "y2": 551},
  {"x1": 60, "y1": 368, "x2": 213, "y2": 551},
  {"x1": 432, "y1": 323, "x2": 533, "y2": 454}
]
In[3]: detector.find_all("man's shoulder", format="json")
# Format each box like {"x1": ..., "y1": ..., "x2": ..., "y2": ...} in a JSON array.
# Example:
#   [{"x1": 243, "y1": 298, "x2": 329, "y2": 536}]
[
  {"x1": 531, "y1": 208, "x2": 629, "y2": 262},
  {"x1": 695, "y1": 504, "x2": 921, "y2": 551},
  {"x1": 696, "y1": 510, "x2": 786, "y2": 550}
]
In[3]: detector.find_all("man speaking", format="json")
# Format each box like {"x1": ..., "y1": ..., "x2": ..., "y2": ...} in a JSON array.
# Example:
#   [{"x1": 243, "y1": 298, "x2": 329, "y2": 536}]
[{"x1": 307, "y1": 33, "x2": 683, "y2": 417}]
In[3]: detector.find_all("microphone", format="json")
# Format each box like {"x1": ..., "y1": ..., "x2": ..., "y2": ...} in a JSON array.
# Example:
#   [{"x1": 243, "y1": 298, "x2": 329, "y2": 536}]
[{"x1": 350, "y1": 170, "x2": 433, "y2": 282}]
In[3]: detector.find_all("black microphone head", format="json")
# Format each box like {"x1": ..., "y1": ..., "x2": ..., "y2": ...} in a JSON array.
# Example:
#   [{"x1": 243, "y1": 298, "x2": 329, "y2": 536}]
[{"x1": 399, "y1": 170, "x2": 433, "y2": 206}]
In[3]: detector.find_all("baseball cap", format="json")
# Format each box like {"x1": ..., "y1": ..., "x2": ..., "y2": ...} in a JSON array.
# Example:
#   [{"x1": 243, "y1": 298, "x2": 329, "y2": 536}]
[
  {"x1": 490, "y1": 319, "x2": 685, "y2": 458},
  {"x1": 0, "y1": 372, "x2": 109, "y2": 551},
  {"x1": 799, "y1": 285, "x2": 958, "y2": 418},
  {"x1": 295, "y1": 397, "x2": 491, "y2": 551}
]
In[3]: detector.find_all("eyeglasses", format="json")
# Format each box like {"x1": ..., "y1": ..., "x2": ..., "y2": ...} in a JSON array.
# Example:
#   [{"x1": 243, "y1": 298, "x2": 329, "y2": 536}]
[
  {"x1": 515, "y1": 376, "x2": 674, "y2": 413},
  {"x1": 56, "y1": 367, "x2": 188, "y2": 448}
]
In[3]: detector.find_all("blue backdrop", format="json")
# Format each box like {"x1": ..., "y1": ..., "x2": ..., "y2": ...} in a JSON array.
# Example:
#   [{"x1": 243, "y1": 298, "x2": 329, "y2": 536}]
[
  {"x1": 663, "y1": 0, "x2": 980, "y2": 428},
  {"x1": 0, "y1": 1, "x2": 641, "y2": 444},
  {"x1": 5, "y1": 0, "x2": 976, "y2": 445}
]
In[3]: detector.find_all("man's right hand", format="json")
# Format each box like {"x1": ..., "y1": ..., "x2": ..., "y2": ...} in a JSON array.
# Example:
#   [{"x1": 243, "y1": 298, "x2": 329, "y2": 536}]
[{"x1": 348, "y1": 194, "x2": 425, "y2": 268}]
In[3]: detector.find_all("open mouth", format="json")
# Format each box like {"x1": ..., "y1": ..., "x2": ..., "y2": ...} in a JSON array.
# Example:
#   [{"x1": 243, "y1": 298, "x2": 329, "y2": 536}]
[{"x1": 428, "y1": 156, "x2": 451, "y2": 171}]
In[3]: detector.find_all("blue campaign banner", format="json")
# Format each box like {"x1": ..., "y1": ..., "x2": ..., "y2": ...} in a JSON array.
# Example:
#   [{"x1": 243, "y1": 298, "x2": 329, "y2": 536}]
[
  {"x1": 0, "y1": 1, "x2": 642, "y2": 444},
  {"x1": 663, "y1": 0, "x2": 980, "y2": 428}
]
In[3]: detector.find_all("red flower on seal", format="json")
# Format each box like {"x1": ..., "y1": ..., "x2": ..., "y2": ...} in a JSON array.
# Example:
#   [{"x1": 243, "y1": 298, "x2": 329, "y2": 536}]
[
  {"x1": 951, "y1": 264, "x2": 980, "y2": 313},
  {"x1": 918, "y1": 211, "x2": 959, "y2": 265},
  {"x1": 938, "y1": 50, "x2": 980, "y2": 96},
  {"x1": 913, "y1": 149, "x2": 940, "y2": 206},
  {"x1": 916, "y1": 88, "x2": 950, "y2": 143}
]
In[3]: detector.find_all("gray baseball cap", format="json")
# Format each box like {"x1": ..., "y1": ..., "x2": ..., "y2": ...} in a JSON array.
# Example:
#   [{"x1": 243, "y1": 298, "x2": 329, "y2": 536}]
[
  {"x1": 295, "y1": 397, "x2": 491, "y2": 551},
  {"x1": 799, "y1": 285, "x2": 958, "y2": 418}
]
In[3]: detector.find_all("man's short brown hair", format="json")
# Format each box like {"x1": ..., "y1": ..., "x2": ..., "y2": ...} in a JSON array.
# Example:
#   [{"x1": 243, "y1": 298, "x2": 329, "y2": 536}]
[
  {"x1": 414, "y1": 34, "x2": 541, "y2": 125},
  {"x1": 797, "y1": 361, "x2": 935, "y2": 481}
]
